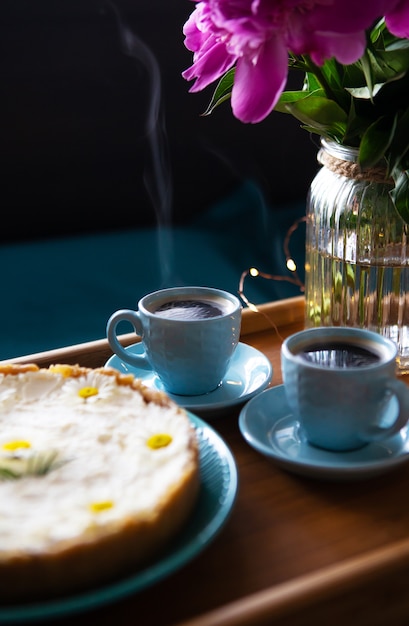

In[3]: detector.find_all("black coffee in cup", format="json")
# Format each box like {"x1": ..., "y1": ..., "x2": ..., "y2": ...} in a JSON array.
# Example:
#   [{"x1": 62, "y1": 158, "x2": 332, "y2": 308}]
[
  {"x1": 153, "y1": 299, "x2": 225, "y2": 320},
  {"x1": 281, "y1": 327, "x2": 409, "y2": 451},
  {"x1": 299, "y1": 342, "x2": 380, "y2": 368}
]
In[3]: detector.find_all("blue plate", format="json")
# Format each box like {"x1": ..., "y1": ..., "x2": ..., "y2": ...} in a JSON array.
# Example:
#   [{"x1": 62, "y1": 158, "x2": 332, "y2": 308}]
[
  {"x1": 239, "y1": 385, "x2": 409, "y2": 481},
  {"x1": 0, "y1": 413, "x2": 238, "y2": 624},
  {"x1": 105, "y1": 342, "x2": 272, "y2": 417}
]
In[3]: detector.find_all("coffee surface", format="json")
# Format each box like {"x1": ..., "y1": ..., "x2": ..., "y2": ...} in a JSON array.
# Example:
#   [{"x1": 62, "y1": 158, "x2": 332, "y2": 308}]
[
  {"x1": 153, "y1": 299, "x2": 224, "y2": 320},
  {"x1": 299, "y1": 342, "x2": 380, "y2": 368}
]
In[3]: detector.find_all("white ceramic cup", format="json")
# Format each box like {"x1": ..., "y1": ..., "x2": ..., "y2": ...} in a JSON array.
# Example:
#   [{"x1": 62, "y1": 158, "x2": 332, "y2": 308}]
[
  {"x1": 281, "y1": 326, "x2": 409, "y2": 451},
  {"x1": 106, "y1": 286, "x2": 242, "y2": 396}
]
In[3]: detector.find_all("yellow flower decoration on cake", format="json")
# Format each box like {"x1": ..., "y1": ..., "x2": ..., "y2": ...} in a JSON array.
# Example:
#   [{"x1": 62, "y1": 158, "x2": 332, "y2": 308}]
[
  {"x1": 78, "y1": 386, "x2": 99, "y2": 399},
  {"x1": 2, "y1": 440, "x2": 31, "y2": 452},
  {"x1": 89, "y1": 500, "x2": 114, "y2": 513},
  {"x1": 147, "y1": 433, "x2": 173, "y2": 449},
  {"x1": 49, "y1": 365, "x2": 72, "y2": 378},
  {"x1": 59, "y1": 373, "x2": 120, "y2": 406}
]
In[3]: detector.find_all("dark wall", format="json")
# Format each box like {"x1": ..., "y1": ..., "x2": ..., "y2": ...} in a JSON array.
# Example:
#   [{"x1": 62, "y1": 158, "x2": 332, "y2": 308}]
[{"x1": 0, "y1": 0, "x2": 318, "y2": 242}]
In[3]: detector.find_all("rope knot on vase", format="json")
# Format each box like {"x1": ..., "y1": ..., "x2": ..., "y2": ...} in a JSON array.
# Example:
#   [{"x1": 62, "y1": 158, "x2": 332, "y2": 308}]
[{"x1": 317, "y1": 147, "x2": 393, "y2": 185}]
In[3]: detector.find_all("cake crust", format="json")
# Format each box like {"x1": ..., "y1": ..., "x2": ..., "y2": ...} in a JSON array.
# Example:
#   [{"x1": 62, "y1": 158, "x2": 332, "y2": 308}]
[{"x1": 0, "y1": 363, "x2": 200, "y2": 602}]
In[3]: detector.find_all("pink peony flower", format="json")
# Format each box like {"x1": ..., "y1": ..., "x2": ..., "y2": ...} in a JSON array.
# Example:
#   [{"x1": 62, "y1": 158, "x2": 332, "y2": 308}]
[
  {"x1": 182, "y1": 0, "x2": 409, "y2": 124},
  {"x1": 386, "y1": 0, "x2": 409, "y2": 38}
]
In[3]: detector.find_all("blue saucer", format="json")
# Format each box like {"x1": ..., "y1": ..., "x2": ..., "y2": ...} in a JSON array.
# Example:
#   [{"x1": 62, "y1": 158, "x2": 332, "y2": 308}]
[
  {"x1": 105, "y1": 342, "x2": 272, "y2": 417},
  {"x1": 239, "y1": 385, "x2": 409, "y2": 481}
]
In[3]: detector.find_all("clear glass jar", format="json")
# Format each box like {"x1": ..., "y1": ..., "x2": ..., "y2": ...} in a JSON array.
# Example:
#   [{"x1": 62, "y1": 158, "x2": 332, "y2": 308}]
[{"x1": 304, "y1": 138, "x2": 409, "y2": 372}]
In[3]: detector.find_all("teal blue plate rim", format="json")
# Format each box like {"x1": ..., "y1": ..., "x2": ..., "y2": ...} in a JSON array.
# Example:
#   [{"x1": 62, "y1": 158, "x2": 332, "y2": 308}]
[{"x1": 0, "y1": 413, "x2": 238, "y2": 624}]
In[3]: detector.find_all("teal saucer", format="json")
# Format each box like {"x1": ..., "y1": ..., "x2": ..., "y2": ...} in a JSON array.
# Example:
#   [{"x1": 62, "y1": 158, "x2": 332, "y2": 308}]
[
  {"x1": 105, "y1": 342, "x2": 272, "y2": 417},
  {"x1": 239, "y1": 385, "x2": 409, "y2": 481}
]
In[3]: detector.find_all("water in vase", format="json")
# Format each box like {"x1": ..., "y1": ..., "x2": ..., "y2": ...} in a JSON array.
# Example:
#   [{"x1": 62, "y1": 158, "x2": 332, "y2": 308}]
[{"x1": 305, "y1": 247, "x2": 409, "y2": 373}]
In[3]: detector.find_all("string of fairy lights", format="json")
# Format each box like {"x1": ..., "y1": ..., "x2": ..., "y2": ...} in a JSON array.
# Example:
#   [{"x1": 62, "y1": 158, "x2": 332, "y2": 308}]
[{"x1": 237, "y1": 215, "x2": 306, "y2": 313}]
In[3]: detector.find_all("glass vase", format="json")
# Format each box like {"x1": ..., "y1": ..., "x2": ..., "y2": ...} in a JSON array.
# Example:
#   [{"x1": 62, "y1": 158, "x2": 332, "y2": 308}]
[{"x1": 304, "y1": 138, "x2": 409, "y2": 373}]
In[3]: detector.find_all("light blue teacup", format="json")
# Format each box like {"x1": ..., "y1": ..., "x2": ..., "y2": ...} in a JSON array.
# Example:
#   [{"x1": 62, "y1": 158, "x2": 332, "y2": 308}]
[
  {"x1": 281, "y1": 327, "x2": 409, "y2": 452},
  {"x1": 106, "y1": 286, "x2": 242, "y2": 396}
]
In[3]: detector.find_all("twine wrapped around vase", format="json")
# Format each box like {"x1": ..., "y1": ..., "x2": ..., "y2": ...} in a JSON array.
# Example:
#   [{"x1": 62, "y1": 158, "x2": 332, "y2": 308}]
[{"x1": 317, "y1": 147, "x2": 393, "y2": 185}]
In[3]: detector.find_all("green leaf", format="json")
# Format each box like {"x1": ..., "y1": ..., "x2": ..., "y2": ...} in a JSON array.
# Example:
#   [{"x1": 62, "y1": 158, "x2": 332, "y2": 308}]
[
  {"x1": 390, "y1": 170, "x2": 409, "y2": 223},
  {"x1": 0, "y1": 450, "x2": 64, "y2": 480},
  {"x1": 342, "y1": 45, "x2": 409, "y2": 90},
  {"x1": 303, "y1": 57, "x2": 351, "y2": 110},
  {"x1": 318, "y1": 58, "x2": 344, "y2": 90},
  {"x1": 359, "y1": 114, "x2": 397, "y2": 168},
  {"x1": 342, "y1": 63, "x2": 370, "y2": 88},
  {"x1": 388, "y1": 107, "x2": 409, "y2": 173},
  {"x1": 369, "y1": 48, "x2": 409, "y2": 82},
  {"x1": 360, "y1": 50, "x2": 375, "y2": 101},
  {"x1": 345, "y1": 84, "x2": 383, "y2": 99},
  {"x1": 274, "y1": 89, "x2": 317, "y2": 113},
  {"x1": 285, "y1": 96, "x2": 348, "y2": 139},
  {"x1": 343, "y1": 98, "x2": 360, "y2": 145},
  {"x1": 370, "y1": 18, "x2": 387, "y2": 44},
  {"x1": 202, "y1": 69, "x2": 235, "y2": 116},
  {"x1": 304, "y1": 71, "x2": 321, "y2": 92},
  {"x1": 0, "y1": 468, "x2": 20, "y2": 479}
]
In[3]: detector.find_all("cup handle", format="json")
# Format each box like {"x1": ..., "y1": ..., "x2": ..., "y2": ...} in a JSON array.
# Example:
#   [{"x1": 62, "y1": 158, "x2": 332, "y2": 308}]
[
  {"x1": 366, "y1": 379, "x2": 409, "y2": 441},
  {"x1": 106, "y1": 309, "x2": 151, "y2": 370}
]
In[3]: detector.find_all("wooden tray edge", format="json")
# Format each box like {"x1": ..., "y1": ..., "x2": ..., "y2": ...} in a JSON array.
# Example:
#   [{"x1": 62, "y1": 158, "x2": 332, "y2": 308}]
[
  {"x1": 241, "y1": 295, "x2": 304, "y2": 334},
  {"x1": 177, "y1": 535, "x2": 409, "y2": 626},
  {"x1": 1, "y1": 297, "x2": 305, "y2": 368}
]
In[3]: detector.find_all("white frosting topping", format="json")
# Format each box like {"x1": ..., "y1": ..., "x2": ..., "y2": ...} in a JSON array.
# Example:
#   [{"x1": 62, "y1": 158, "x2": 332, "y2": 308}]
[{"x1": 0, "y1": 370, "x2": 196, "y2": 553}]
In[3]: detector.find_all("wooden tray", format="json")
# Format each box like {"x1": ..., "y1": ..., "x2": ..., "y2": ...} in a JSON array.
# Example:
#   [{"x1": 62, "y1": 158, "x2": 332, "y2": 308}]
[
  {"x1": 3, "y1": 295, "x2": 409, "y2": 626},
  {"x1": 4, "y1": 296, "x2": 305, "y2": 371}
]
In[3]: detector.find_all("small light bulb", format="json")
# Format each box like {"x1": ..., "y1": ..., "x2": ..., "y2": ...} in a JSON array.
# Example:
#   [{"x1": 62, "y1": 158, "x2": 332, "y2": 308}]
[
  {"x1": 249, "y1": 267, "x2": 259, "y2": 277},
  {"x1": 286, "y1": 258, "x2": 296, "y2": 272}
]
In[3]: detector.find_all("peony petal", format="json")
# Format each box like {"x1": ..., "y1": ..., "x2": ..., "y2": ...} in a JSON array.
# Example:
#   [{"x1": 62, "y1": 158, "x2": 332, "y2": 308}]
[
  {"x1": 182, "y1": 3, "x2": 237, "y2": 91},
  {"x1": 301, "y1": 0, "x2": 399, "y2": 32},
  {"x1": 307, "y1": 31, "x2": 367, "y2": 66},
  {"x1": 286, "y1": 1, "x2": 390, "y2": 64},
  {"x1": 182, "y1": 39, "x2": 236, "y2": 92},
  {"x1": 183, "y1": 5, "x2": 215, "y2": 54},
  {"x1": 386, "y1": 0, "x2": 409, "y2": 38},
  {"x1": 232, "y1": 36, "x2": 288, "y2": 123}
]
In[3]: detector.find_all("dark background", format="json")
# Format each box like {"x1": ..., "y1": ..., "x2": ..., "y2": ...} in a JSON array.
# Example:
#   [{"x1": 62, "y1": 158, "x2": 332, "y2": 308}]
[{"x1": 0, "y1": 0, "x2": 318, "y2": 243}]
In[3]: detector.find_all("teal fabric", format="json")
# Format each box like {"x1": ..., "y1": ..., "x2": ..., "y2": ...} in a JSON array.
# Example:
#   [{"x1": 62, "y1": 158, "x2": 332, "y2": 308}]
[{"x1": 0, "y1": 181, "x2": 306, "y2": 360}]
